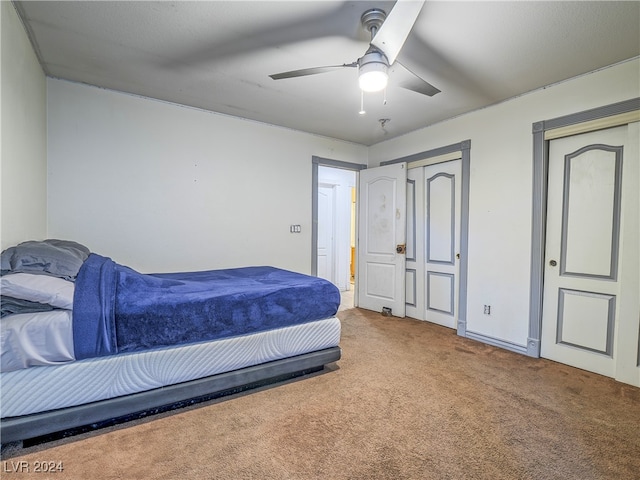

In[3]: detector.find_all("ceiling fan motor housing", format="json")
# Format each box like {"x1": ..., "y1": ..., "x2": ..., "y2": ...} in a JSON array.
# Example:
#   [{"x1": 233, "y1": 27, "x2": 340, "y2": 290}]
[
  {"x1": 359, "y1": 49, "x2": 389, "y2": 69},
  {"x1": 361, "y1": 8, "x2": 387, "y2": 36}
]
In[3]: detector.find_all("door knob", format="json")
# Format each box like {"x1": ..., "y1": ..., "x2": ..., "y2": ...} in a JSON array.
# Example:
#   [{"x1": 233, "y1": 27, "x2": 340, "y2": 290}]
[
  {"x1": 549, "y1": 259, "x2": 557, "y2": 267},
  {"x1": 396, "y1": 244, "x2": 406, "y2": 254}
]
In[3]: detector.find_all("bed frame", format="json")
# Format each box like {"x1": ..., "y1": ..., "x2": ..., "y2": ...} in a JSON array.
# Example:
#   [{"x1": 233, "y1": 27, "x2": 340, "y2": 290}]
[{"x1": 1, "y1": 346, "x2": 340, "y2": 445}]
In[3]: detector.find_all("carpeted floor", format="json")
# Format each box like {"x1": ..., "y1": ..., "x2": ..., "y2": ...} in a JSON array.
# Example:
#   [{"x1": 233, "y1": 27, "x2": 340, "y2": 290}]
[{"x1": 2, "y1": 307, "x2": 639, "y2": 479}]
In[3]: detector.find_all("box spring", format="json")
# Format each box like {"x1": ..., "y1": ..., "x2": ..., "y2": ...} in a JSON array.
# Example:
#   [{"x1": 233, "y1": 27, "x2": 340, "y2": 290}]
[{"x1": 1, "y1": 317, "x2": 341, "y2": 443}]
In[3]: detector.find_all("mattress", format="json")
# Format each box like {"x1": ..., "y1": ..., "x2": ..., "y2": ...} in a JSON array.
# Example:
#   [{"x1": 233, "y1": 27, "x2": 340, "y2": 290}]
[{"x1": 0, "y1": 316, "x2": 341, "y2": 418}]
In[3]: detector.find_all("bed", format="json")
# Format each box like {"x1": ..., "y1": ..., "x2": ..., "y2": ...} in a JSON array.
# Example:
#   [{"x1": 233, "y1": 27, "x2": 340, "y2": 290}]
[{"x1": 0, "y1": 240, "x2": 341, "y2": 444}]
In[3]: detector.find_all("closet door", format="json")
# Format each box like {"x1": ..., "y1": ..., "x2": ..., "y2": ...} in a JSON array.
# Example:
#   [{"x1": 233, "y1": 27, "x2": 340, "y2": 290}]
[
  {"x1": 541, "y1": 123, "x2": 639, "y2": 386},
  {"x1": 421, "y1": 160, "x2": 462, "y2": 329}
]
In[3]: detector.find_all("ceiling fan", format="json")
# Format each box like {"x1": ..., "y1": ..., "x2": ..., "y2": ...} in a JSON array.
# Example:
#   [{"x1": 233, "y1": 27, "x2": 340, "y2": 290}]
[{"x1": 269, "y1": 0, "x2": 440, "y2": 98}]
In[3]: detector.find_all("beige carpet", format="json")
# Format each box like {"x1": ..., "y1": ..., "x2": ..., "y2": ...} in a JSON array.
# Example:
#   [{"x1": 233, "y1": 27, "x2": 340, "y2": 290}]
[{"x1": 2, "y1": 307, "x2": 639, "y2": 479}]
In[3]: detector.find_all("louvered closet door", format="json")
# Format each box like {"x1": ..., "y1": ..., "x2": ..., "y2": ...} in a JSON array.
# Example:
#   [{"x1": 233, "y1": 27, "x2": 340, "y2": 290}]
[{"x1": 541, "y1": 123, "x2": 639, "y2": 386}]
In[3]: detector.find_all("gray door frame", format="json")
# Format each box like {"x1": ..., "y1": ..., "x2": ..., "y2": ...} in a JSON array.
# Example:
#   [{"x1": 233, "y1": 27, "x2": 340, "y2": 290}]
[{"x1": 528, "y1": 97, "x2": 640, "y2": 357}]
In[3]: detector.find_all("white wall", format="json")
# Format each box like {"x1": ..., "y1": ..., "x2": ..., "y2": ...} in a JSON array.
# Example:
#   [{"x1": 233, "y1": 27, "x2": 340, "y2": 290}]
[
  {"x1": 1, "y1": 2, "x2": 47, "y2": 250},
  {"x1": 369, "y1": 58, "x2": 640, "y2": 349},
  {"x1": 46, "y1": 79, "x2": 368, "y2": 274}
]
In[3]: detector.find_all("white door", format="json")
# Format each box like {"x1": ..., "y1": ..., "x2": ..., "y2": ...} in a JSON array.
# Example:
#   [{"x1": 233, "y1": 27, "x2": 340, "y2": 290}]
[
  {"x1": 541, "y1": 123, "x2": 639, "y2": 386},
  {"x1": 423, "y1": 161, "x2": 462, "y2": 329},
  {"x1": 357, "y1": 163, "x2": 407, "y2": 317},
  {"x1": 406, "y1": 161, "x2": 461, "y2": 327},
  {"x1": 317, "y1": 184, "x2": 335, "y2": 283}
]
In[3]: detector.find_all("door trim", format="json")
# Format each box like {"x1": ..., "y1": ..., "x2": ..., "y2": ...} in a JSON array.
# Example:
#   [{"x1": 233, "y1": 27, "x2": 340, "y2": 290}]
[
  {"x1": 311, "y1": 156, "x2": 366, "y2": 277},
  {"x1": 528, "y1": 97, "x2": 640, "y2": 358},
  {"x1": 381, "y1": 139, "x2": 471, "y2": 338}
]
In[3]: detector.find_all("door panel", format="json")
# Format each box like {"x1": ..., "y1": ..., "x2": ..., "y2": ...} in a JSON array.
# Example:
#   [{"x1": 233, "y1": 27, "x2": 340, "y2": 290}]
[
  {"x1": 541, "y1": 124, "x2": 639, "y2": 386},
  {"x1": 365, "y1": 263, "x2": 397, "y2": 299},
  {"x1": 357, "y1": 163, "x2": 407, "y2": 317},
  {"x1": 556, "y1": 289, "x2": 615, "y2": 355},
  {"x1": 427, "y1": 272, "x2": 454, "y2": 314},
  {"x1": 405, "y1": 269, "x2": 417, "y2": 308},
  {"x1": 406, "y1": 179, "x2": 416, "y2": 262},
  {"x1": 423, "y1": 161, "x2": 461, "y2": 328},
  {"x1": 427, "y1": 173, "x2": 456, "y2": 264},
  {"x1": 561, "y1": 146, "x2": 621, "y2": 278},
  {"x1": 406, "y1": 171, "x2": 423, "y2": 319}
]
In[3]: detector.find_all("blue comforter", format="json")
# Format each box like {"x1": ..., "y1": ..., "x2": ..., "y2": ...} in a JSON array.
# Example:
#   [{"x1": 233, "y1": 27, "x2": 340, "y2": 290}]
[{"x1": 72, "y1": 254, "x2": 340, "y2": 360}]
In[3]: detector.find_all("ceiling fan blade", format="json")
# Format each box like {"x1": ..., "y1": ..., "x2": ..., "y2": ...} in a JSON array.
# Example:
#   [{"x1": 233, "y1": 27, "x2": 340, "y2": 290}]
[
  {"x1": 270, "y1": 63, "x2": 357, "y2": 80},
  {"x1": 371, "y1": 0, "x2": 425, "y2": 65},
  {"x1": 396, "y1": 60, "x2": 441, "y2": 97}
]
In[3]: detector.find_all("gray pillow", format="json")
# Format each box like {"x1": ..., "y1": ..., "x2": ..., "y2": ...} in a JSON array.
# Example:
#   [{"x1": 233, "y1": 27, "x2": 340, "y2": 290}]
[
  {"x1": 0, "y1": 247, "x2": 15, "y2": 272},
  {"x1": 1, "y1": 239, "x2": 90, "y2": 281}
]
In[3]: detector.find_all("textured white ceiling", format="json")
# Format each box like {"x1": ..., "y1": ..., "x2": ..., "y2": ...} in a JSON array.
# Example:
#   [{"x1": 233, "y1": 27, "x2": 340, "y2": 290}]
[{"x1": 15, "y1": 1, "x2": 640, "y2": 145}]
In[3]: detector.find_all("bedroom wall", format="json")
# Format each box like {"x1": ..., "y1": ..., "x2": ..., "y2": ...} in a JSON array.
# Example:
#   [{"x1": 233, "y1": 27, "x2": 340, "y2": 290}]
[
  {"x1": 1, "y1": 2, "x2": 47, "y2": 250},
  {"x1": 46, "y1": 78, "x2": 368, "y2": 274},
  {"x1": 369, "y1": 58, "x2": 640, "y2": 350}
]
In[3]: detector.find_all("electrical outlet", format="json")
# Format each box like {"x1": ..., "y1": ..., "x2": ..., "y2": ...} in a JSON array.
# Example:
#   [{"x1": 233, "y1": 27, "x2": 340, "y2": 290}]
[
  {"x1": 290, "y1": 225, "x2": 301, "y2": 233},
  {"x1": 483, "y1": 305, "x2": 491, "y2": 315}
]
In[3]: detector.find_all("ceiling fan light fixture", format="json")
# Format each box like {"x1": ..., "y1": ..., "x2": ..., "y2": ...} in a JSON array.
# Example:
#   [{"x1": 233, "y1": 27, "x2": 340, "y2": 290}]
[
  {"x1": 358, "y1": 51, "x2": 389, "y2": 92},
  {"x1": 359, "y1": 64, "x2": 388, "y2": 92}
]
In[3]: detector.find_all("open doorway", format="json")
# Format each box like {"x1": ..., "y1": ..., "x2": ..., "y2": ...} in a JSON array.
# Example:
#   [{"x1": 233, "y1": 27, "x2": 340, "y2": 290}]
[{"x1": 311, "y1": 157, "x2": 366, "y2": 310}]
